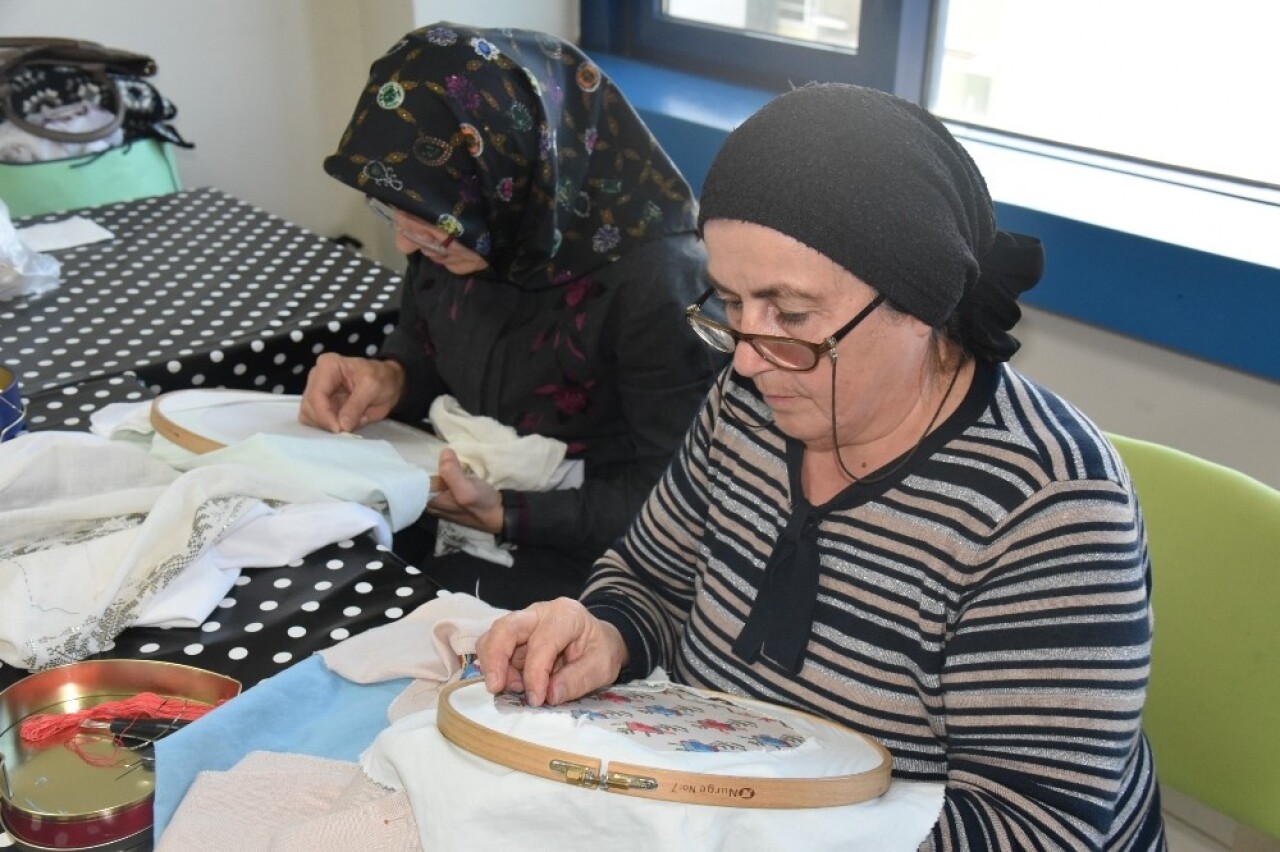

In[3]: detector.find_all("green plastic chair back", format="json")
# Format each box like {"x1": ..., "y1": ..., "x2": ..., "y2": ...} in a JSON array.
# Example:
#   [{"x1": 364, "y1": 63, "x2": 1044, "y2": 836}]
[
  {"x1": 0, "y1": 139, "x2": 180, "y2": 218},
  {"x1": 1109, "y1": 433, "x2": 1280, "y2": 839}
]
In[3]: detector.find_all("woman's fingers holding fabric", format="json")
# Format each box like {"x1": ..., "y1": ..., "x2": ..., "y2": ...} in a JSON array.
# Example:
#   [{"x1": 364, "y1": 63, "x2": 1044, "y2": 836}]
[
  {"x1": 544, "y1": 619, "x2": 628, "y2": 707},
  {"x1": 475, "y1": 598, "x2": 613, "y2": 706},
  {"x1": 427, "y1": 449, "x2": 503, "y2": 533},
  {"x1": 300, "y1": 354, "x2": 405, "y2": 432},
  {"x1": 334, "y1": 358, "x2": 404, "y2": 432},
  {"x1": 519, "y1": 599, "x2": 626, "y2": 706},
  {"x1": 298, "y1": 352, "x2": 352, "y2": 431},
  {"x1": 476, "y1": 606, "x2": 541, "y2": 694}
]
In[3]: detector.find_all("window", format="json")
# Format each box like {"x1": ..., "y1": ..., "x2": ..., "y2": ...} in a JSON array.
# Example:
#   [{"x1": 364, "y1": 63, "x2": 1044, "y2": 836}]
[
  {"x1": 581, "y1": 0, "x2": 932, "y2": 98},
  {"x1": 582, "y1": 0, "x2": 1279, "y2": 191},
  {"x1": 667, "y1": 0, "x2": 864, "y2": 52}
]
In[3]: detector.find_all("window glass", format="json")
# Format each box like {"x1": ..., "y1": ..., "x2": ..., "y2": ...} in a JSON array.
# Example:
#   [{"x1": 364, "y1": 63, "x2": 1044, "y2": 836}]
[
  {"x1": 614, "y1": 1, "x2": 1277, "y2": 188},
  {"x1": 932, "y1": 0, "x2": 1279, "y2": 187},
  {"x1": 665, "y1": 0, "x2": 863, "y2": 52}
]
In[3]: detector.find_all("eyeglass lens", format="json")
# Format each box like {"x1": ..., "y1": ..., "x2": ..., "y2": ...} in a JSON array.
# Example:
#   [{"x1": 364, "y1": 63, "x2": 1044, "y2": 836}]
[
  {"x1": 688, "y1": 318, "x2": 818, "y2": 370},
  {"x1": 367, "y1": 198, "x2": 450, "y2": 254}
]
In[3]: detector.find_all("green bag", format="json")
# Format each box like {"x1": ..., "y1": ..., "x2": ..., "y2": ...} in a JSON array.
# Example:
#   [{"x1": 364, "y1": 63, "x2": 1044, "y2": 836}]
[{"x1": 0, "y1": 139, "x2": 181, "y2": 218}]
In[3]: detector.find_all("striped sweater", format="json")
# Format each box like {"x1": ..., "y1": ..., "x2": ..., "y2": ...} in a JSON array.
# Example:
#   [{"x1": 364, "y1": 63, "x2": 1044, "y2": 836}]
[{"x1": 583, "y1": 362, "x2": 1164, "y2": 850}]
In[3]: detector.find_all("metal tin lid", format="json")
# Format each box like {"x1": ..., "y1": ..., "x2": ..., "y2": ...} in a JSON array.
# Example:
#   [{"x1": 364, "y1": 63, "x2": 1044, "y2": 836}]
[{"x1": 1, "y1": 660, "x2": 240, "y2": 849}]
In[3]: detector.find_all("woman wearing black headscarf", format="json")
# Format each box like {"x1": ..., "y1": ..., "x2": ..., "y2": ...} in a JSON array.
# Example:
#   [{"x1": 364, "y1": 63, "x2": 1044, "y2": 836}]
[
  {"x1": 479, "y1": 84, "x2": 1164, "y2": 849},
  {"x1": 301, "y1": 24, "x2": 718, "y2": 608}
]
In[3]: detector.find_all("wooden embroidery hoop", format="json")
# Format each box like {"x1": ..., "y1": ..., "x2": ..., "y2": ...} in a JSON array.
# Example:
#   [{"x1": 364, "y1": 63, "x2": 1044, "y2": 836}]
[
  {"x1": 149, "y1": 389, "x2": 446, "y2": 487},
  {"x1": 435, "y1": 678, "x2": 892, "y2": 809}
]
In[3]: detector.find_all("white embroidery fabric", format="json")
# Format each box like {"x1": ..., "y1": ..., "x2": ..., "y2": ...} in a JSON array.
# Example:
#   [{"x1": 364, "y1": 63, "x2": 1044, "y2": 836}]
[
  {"x1": 0, "y1": 431, "x2": 387, "y2": 669},
  {"x1": 427, "y1": 394, "x2": 582, "y2": 566}
]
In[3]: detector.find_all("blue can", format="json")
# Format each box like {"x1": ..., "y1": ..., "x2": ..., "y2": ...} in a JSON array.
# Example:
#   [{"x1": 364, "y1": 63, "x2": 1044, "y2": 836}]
[{"x1": 1, "y1": 365, "x2": 26, "y2": 442}]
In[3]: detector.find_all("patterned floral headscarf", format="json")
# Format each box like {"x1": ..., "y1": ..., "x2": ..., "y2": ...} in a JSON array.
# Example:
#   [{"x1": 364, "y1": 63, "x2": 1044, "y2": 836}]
[{"x1": 324, "y1": 23, "x2": 698, "y2": 288}]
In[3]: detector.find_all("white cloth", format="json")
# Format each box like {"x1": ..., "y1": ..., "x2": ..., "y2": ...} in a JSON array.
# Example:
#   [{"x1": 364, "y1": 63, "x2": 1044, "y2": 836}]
[
  {"x1": 319, "y1": 594, "x2": 944, "y2": 852},
  {"x1": 157, "y1": 595, "x2": 941, "y2": 850},
  {"x1": 427, "y1": 395, "x2": 581, "y2": 566},
  {"x1": 0, "y1": 104, "x2": 124, "y2": 163},
  {"x1": 0, "y1": 431, "x2": 387, "y2": 669},
  {"x1": 90, "y1": 398, "x2": 432, "y2": 531},
  {"x1": 428, "y1": 395, "x2": 568, "y2": 489},
  {"x1": 16, "y1": 215, "x2": 115, "y2": 252},
  {"x1": 365, "y1": 713, "x2": 943, "y2": 852}
]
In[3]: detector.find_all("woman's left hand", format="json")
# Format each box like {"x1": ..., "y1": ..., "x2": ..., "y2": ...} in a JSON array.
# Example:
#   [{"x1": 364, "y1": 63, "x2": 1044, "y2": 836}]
[{"x1": 426, "y1": 448, "x2": 504, "y2": 534}]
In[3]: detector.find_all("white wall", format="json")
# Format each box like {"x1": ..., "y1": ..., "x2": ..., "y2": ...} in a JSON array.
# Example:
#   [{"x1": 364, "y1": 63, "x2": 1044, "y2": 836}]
[
  {"x1": 410, "y1": 3, "x2": 577, "y2": 37},
  {"x1": 1014, "y1": 308, "x2": 1280, "y2": 488},
  {"x1": 1, "y1": 0, "x2": 414, "y2": 259},
  {"x1": 3, "y1": 0, "x2": 1275, "y2": 487}
]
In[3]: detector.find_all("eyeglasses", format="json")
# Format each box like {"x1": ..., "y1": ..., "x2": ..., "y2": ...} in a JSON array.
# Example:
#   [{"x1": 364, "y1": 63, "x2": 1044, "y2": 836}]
[
  {"x1": 685, "y1": 289, "x2": 886, "y2": 372},
  {"x1": 366, "y1": 197, "x2": 454, "y2": 254}
]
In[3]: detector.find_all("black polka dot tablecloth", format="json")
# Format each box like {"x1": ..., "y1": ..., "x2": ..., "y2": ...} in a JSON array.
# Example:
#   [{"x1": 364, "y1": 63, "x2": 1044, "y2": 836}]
[
  {"x1": 0, "y1": 190, "x2": 449, "y2": 695},
  {"x1": 0, "y1": 536, "x2": 442, "y2": 692},
  {"x1": 1, "y1": 186, "x2": 401, "y2": 399},
  {"x1": 0, "y1": 374, "x2": 443, "y2": 693},
  {"x1": 22, "y1": 372, "x2": 153, "y2": 432}
]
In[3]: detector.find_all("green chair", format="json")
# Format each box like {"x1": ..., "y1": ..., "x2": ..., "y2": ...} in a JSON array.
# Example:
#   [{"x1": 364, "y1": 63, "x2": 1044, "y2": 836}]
[{"x1": 1108, "y1": 433, "x2": 1280, "y2": 843}]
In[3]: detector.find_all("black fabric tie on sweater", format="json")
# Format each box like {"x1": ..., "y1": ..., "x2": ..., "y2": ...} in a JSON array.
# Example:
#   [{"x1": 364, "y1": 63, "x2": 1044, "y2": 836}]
[{"x1": 732, "y1": 500, "x2": 821, "y2": 675}]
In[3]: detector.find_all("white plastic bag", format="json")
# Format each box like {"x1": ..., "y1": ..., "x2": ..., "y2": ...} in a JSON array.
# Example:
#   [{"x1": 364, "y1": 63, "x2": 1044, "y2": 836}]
[{"x1": 0, "y1": 198, "x2": 60, "y2": 301}]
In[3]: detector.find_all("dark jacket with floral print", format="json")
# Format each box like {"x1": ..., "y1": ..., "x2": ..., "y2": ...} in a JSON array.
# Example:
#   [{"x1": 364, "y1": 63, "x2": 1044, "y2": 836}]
[{"x1": 383, "y1": 234, "x2": 716, "y2": 558}]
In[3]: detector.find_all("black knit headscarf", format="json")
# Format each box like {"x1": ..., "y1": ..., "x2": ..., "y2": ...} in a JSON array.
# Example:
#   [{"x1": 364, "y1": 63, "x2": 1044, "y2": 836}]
[
  {"x1": 324, "y1": 23, "x2": 697, "y2": 288},
  {"x1": 698, "y1": 83, "x2": 1043, "y2": 362}
]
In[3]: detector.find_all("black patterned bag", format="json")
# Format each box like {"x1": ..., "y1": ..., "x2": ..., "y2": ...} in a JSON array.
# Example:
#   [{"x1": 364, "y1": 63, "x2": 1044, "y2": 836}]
[{"x1": 0, "y1": 37, "x2": 191, "y2": 148}]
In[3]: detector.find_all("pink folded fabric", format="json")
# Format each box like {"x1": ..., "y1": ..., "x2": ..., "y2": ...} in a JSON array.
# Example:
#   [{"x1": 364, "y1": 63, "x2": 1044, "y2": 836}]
[
  {"x1": 319, "y1": 591, "x2": 507, "y2": 720},
  {"x1": 157, "y1": 752, "x2": 420, "y2": 852}
]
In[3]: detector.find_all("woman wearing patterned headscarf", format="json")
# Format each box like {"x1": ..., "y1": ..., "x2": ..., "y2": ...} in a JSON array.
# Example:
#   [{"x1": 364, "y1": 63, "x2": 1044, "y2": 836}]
[
  {"x1": 478, "y1": 84, "x2": 1164, "y2": 849},
  {"x1": 301, "y1": 24, "x2": 719, "y2": 607}
]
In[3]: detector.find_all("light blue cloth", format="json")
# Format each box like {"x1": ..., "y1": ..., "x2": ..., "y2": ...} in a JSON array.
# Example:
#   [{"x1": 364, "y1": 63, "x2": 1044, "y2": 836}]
[{"x1": 152, "y1": 655, "x2": 407, "y2": 839}]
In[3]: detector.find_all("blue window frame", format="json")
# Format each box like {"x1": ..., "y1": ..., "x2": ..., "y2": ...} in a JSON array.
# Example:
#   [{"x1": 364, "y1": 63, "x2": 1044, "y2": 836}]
[{"x1": 581, "y1": 0, "x2": 934, "y2": 100}]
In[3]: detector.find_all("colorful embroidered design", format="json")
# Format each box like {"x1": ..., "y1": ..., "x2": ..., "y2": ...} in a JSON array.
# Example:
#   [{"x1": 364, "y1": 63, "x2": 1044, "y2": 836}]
[
  {"x1": 361, "y1": 161, "x2": 403, "y2": 190},
  {"x1": 470, "y1": 37, "x2": 499, "y2": 61},
  {"x1": 425, "y1": 26, "x2": 457, "y2": 47},
  {"x1": 413, "y1": 136, "x2": 453, "y2": 166},
  {"x1": 377, "y1": 81, "x2": 405, "y2": 109},
  {"x1": 576, "y1": 63, "x2": 602, "y2": 93},
  {"x1": 444, "y1": 74, "x2": 482, "y2": 111},
  {"x1": 457, "y1": 124, "x2": 483, "y2": 156},
  {"x1": 592, "y1": 224, "x2": 621, "y2": 254},
  {"x1": 325, "y1": 24, "x2": 695, "y2": 285},
  {"x1": 436, "y1": 214, "x2": 463, "y2": 238},
  {"x1": 494, "y1": 682, "x2": 808, "y2": 754}
]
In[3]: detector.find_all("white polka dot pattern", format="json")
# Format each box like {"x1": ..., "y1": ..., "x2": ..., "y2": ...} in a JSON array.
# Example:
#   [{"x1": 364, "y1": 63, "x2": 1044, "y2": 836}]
[
  {"x1": 0, "y1": 191, "x2": 445, "y2": 693},
  {"x1": 1, "y1": 187, "x2": 401, "y2": 399},
  {"x1": 0, "y1": 532, "x2": 438, "y2": 691}
]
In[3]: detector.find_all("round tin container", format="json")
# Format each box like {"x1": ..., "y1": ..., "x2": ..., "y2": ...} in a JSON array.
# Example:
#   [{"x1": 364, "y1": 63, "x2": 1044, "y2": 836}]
[{"x1": 0, "y1": 660, "x2": 240, "y2": 851}]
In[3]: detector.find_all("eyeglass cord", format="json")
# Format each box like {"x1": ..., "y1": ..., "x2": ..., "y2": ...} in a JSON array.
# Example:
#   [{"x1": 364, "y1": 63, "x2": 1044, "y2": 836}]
[{"x1": 832, "y1": 356, "x2": 965, "y2": 487}]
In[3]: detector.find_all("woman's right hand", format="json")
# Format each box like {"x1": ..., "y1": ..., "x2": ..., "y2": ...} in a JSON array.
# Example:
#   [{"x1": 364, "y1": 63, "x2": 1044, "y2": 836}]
[
  {"x1": 299, "y1": 353, "x2": 405, "y2": 433},
  {"x1": 476, "y1": 598, "x2": 629, "y2": 707}
]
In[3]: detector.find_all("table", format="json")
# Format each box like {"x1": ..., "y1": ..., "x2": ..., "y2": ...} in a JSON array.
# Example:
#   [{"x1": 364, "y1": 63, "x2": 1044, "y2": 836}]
[
  {"x1": 0, "y1": 189, "x2": 444, "y2": 695},
  {"x1": 1, "y1": 186, "x2": 400, "y2": 398}
]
